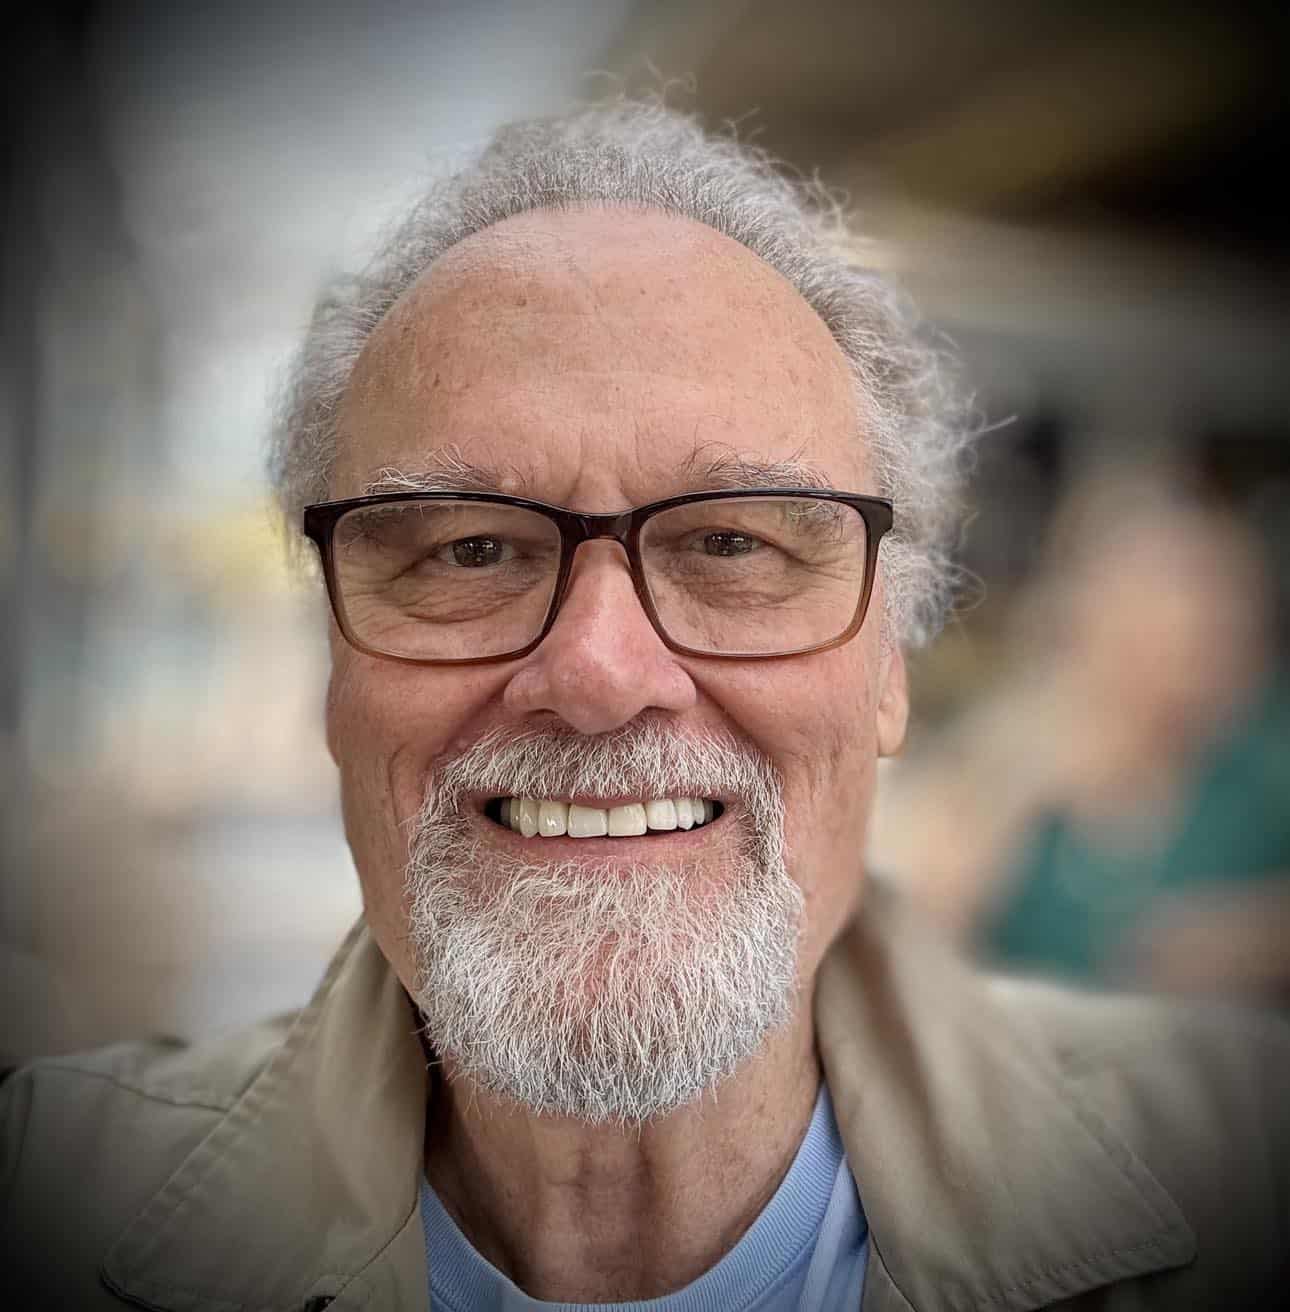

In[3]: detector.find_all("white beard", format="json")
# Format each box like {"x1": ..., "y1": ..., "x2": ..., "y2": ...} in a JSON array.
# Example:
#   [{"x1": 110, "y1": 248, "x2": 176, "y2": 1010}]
[{"x1": 404, "y1": 719, "x2": 803, "y2": 1125}]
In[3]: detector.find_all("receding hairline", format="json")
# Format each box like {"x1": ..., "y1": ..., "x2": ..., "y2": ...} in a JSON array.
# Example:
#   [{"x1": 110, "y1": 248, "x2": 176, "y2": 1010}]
[
  {"x1": 426, "y1": 199, "x2": 800, "y2": 271},
  {"x1": 365, "y1": 200, "x2": 856, "y2": 375}
]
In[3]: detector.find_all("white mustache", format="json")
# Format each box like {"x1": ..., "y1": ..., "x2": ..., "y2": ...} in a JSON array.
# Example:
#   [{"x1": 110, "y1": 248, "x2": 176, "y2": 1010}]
[{"x1": 423, "y1": 718, "x2": 782, "y2": 819}]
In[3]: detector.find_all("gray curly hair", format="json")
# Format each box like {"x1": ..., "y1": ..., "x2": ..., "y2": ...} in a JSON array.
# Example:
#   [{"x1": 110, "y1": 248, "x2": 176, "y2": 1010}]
[{"x1": 272, "y1": 100, "x2": 973, "y2": 646}]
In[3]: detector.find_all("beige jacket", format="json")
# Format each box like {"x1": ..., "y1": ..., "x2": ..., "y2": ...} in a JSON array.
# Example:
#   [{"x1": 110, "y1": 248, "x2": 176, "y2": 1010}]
[{"x1": 3, "y1": 884, "x2": 1287, "y2": 1310}]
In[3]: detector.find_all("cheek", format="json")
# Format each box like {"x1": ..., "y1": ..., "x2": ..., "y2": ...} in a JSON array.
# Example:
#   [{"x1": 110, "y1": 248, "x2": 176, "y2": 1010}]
[
  {"x1": 325, "y1": 651, "x2": 505, "y2": 865},
  {"x1": 786, "y1": 692, "x2": 876, "y2": 917},
  {"x1": 700, "y1": 641, "x2": 880, "y2": 867},
  {"x1": 325, "y1": 651, "x2": 512, "y2": 989},
  {"x1": 791, "y1": 658, "x2": 880, "y2": 957}
]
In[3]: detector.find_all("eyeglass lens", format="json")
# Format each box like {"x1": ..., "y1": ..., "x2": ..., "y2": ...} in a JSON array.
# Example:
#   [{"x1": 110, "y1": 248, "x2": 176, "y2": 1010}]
[{"x1": 329, "y1": 496, "x2": 870, "y2": 660}]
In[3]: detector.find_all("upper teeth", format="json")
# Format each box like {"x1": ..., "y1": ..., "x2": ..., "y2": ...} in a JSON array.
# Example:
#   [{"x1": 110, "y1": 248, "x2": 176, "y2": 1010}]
[{"x1": 499, "y1": 797, "x2": 715, "y2": 838}]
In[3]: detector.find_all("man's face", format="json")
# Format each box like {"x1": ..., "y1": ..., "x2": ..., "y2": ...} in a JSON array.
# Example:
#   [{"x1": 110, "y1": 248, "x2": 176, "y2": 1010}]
[{"x1": 325, "y1": 207, "x2": 908, "y2": 1116}]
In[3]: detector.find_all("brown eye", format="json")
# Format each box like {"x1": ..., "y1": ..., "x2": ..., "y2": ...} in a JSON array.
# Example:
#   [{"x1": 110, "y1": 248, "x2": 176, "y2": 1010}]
[
  {"x1": 449, "y1": 537, "x2": 508, "y2": 567},
  {"x1": 703, "y1": 532, "x2": 759, "y2": 557}
]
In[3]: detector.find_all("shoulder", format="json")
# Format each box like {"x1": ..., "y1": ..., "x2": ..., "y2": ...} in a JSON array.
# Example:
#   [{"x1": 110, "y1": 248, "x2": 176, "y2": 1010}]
[
  {"x1": 3, "y1": 1010, "x2": 291, "y2": 1112},
  {"x1": 991, "y1": 977, "x2": 1290, "y2": 1295},
  {"x1": 989, "y1": 973, "x2": 1290, "y2": 1110},
  {"x1": 1, "y1": 1015, "x2": 294, "y2": 1307}
]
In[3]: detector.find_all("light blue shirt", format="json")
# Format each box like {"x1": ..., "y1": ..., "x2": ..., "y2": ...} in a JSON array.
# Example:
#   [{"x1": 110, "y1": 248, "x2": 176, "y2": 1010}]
[{"x1": 420, "y1": 1082, "x2": 868, "y2": 1311}]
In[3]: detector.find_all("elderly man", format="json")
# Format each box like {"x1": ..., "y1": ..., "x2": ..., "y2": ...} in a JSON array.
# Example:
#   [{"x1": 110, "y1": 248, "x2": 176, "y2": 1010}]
[{"x1": 3, "y1": 102, "x2": 1287, "y2": 1310}]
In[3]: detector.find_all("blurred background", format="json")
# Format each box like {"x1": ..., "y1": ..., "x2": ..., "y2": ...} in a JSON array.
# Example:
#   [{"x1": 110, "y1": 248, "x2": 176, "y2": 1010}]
[{"x1": 3, "y1": 0, "x2": 1288, "y2": 1063}]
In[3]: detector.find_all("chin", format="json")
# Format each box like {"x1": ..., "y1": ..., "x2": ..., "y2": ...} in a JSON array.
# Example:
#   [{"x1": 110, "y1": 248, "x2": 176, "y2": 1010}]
[{"x1": 407, "y1": 848, "x2": 804, "y2": 1125}]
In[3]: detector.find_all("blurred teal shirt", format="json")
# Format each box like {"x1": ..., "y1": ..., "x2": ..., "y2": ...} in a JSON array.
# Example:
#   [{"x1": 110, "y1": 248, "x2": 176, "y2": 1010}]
[
  {"x1": 982, "y1": 680, "x2": 1290, "y2": 984},
  {"x1": 419, "y1": 1081, "x2": 868, "y2": 1311}
]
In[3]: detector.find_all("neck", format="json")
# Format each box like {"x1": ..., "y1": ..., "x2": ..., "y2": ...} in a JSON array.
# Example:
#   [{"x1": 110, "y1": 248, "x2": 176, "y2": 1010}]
[{"x1": 423, "y1": 1009, "x2": 821, "y2": 1302}]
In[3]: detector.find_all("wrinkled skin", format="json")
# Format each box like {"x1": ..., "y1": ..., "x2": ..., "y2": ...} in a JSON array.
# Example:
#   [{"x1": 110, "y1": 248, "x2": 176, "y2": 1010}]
[{"x1": 324, "y1": 206, "x2": 908, "y2": 1301}]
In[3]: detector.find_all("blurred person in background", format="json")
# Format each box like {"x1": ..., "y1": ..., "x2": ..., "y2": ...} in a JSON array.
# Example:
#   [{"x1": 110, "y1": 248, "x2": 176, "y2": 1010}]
[
  {"x1": 4, "y1": 105, "x2": 1288, "y2": 1311},
  {"x1": 980, "y1": 476, "x2": 1290, "y2": 998},
  {"x1": 889, "y1": 472, "x2": 1290, "y2": 1003}
]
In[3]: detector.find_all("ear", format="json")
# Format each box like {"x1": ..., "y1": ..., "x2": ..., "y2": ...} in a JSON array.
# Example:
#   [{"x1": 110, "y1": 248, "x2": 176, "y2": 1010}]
[{"x1": 876, "y1": 641, "x2": 909, "y2": 758}]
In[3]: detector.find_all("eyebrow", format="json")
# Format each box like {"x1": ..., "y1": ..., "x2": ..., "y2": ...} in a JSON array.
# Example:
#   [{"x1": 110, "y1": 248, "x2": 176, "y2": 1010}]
[
  {"x1": 362, "y1": 449, "x2": 519, "y2": 497},
  {"x1": 689, "y1": 449, "x2": 832, "y2": 492},
  {"x1": 361, "y1": 446, "x2": 834, "y2": 499}
]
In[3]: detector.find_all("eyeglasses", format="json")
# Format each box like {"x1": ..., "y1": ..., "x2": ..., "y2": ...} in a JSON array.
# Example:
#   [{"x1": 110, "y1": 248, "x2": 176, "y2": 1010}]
[{"x1": 303, "y1": 488, "x2": 893, "y2": 665}]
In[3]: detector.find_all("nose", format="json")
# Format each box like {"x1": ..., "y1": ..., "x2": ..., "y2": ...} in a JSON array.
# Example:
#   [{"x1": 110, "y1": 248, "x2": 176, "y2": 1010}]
[{"x1": 502, "y1": 541, "x2": 697, "y2": 734}]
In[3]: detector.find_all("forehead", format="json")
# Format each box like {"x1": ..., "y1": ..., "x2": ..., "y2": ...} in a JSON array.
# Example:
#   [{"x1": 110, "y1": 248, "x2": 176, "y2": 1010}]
[{"x1": 333, "y1": 206, "x2": 866, "y2": 506}]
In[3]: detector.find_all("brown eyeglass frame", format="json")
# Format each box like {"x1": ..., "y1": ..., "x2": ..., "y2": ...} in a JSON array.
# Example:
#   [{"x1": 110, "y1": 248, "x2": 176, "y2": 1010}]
[{"x1": 303, "y1": 487, "x2": 894, "y2": 666}]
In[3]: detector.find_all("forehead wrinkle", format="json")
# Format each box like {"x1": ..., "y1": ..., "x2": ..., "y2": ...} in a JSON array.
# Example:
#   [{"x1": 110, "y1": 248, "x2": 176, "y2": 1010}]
[{"x1": 339, "y1": 206, "x2": 866, "y2": 505}]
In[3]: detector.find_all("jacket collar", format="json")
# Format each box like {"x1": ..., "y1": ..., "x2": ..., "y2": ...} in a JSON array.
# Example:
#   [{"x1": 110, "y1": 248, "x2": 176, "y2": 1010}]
[
  {"x1": 102, "y1": 919, "x2": 431, "y2": 1312},
  {"x1": 819, "y1": 881, "x2": 1195, "y2": 1311},
  {"x1": 103, "y1": 885, "x2": 1194, "y2": 1312}
]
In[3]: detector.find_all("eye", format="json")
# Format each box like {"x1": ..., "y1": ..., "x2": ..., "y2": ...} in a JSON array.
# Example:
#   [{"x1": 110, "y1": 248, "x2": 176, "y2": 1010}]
[
  {"x1": 703, "y1": 531, "x2": 761, "y2": 557},
  {"x1": 441, "y1": 537, "x2": 511, "y2": 567}
]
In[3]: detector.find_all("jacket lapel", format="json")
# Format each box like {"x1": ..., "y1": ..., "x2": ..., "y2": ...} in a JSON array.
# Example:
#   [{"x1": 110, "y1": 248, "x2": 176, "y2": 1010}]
[
  {"x1": 101, "y1": 882, "x2": 1196, "y2": 1312},
  {"x1": 101, "y1": 921, "x2": 430, "y2": 1312},
  {"x1": 821, "y1": 882, "x2": 1195, "y2": 1312}
]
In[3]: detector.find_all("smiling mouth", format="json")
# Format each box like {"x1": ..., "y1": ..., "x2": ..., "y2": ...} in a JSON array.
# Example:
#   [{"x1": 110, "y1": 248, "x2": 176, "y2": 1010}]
[{"x1": 484, "y1": 796, "x2": 725, "y2": 838}]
